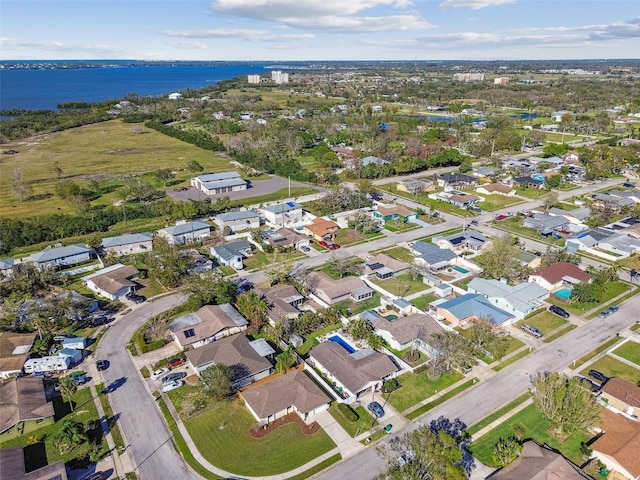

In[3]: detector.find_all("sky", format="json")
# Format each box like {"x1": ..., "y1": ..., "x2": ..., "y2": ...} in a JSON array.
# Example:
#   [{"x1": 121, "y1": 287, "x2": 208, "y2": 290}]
[{"x1": 1, "y1": 0, "x2": 639, "y2": 61}]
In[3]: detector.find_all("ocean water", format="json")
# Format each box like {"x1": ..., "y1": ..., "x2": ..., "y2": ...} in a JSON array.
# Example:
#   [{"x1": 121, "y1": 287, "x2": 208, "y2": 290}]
[{"x1": 0, "y1": 62, "x2": 267, "y2": 111}]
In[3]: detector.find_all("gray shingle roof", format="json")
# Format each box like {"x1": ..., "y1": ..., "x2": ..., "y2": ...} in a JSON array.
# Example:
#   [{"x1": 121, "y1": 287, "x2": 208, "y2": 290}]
[
  {"x1": 161, "y1": 221, "x2": 211, "y2": 236},
  {"x1": 31, "y1": 244, "x2": 92, "y2": 263},
  {"x1": 411, "y1": 241, "x2": 457, "y2": 264},
  {"x1": 217, "y1": 210, "x2": 259, "y2": 222},
  {"x1": 102, "y1": 232, "x2": 152, "y2": 248}
]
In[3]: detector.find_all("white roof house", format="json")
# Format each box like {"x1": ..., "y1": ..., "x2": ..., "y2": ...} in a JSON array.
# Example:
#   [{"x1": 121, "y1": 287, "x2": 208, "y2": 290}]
[
  {"x1": 156, "y1": 221, "x2": 211, "y2": 245},
  {"x1": 467, "y1": 278, "x2": 548, "y2": 320},
  {"x1": 101, "y1": 232, "x2": 153, "y2": 256},
  {"x1": 191, "y1": 171, "x2": 247, "y2": 196}
]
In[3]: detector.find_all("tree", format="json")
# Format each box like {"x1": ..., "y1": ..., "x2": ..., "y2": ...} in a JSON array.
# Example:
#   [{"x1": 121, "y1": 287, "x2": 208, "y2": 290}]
[
  {"x1": 199, "y1": 364, "x2": 234, "y2": 401},
  {"x1": 492, "y1": 437, "x2": 522, "y2": 467},
  {"x1": 53, "y1": 419, "x2": 87, "y2": 454},
  {"x1": 347, "y1": 318, "x2": 373, "y2": 340},
  {"x1": 146, "y1": 237, "x2": 191, "y2": 289},
  {"x1": 186, "y1": 160, "x2": 204, "y2": 173},
  {"x1": 235, "y1": 291, "x2": 267, "y2": 334},
  {"x1": 349, "y1": 210, "x2": 378, "y2": 234},
  {"x1": 10, "y1": 168, "x2": 33, "y2": 202},
  {"x1": 50, "y1": 161, "x2": 63, "y2": 181},
  {"x1": 324, "y1": 255, "x2": 363, "y2": 279},
  {"x1": 275, "y1": 346, "x2": 298, "y2": 373},
  {"x1": 530, "y1": 372, "x2": 600, "y2": 436},
  {"x1": 58, "y1": 377, "x2": 78, "y2": 412},
  {"x1": 428, "y1": 331, "x2": 474, "y2": 379},
  {"x1": 542, "y1": 191, "x2": 559, "y2": 211},
  {"x1": 155, "y1": 168, "x2": 175, "y2": 186},
  {"x1": 571, "y1": 282, "x2": 603, "y2": 303},
  {"x1": 541, "y1": 246, "x2": 581, "y2": 267},
  {"x1": 474, "y1": 234, "x2": 524, "y2": 281}
]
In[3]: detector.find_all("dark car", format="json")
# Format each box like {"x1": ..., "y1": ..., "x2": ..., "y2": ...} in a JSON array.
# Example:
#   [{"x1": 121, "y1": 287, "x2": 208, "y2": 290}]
[
  {"x1": 599, "y1": 306, "x2": 619, "y2": 318},
  {"x1": 574, "y1": 375, "x2": 601, "y2": 392},
  {"x1": 368, "y1": 401, "x2": 385, "y2": 418},
  {"x1": 130, "y1": 294, "x2": 146, "y2": 304},
  {"x1": 589, "y1": 369, "x2": 609, "y2": 384},
  {"x1": 549, "y1": 305, "x2": 570, "y2": 318},
  {"x1": 161, "y1": 371, "x2": 187, "y2": 384},
  {"x1": 87, "y1": 472, "x2": 107, "y2": 480},
  {"x1": 96, "y1": 360, "x2": 108, "y2": 371}
]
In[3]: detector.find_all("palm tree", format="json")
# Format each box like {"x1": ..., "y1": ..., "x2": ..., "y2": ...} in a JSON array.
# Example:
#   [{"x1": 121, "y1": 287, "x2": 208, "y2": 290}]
[
  {"x1": 58, "y1": 377, "x2": 77, "y2": 412},
  {"x1": 275, "y1": 347, "x2": 298, "y2": 373},
  {"x1": 53, "y1": 419, "x2": 87, "y2": 454},
  {"x1": 235, "y1": 291, "x2": 268, "y2": 334}
]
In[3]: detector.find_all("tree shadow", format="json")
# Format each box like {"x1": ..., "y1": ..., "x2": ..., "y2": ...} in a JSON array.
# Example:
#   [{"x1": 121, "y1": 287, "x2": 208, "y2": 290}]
[{"x1": 102, "y1": 377, "x2": 127, "y2": 394}]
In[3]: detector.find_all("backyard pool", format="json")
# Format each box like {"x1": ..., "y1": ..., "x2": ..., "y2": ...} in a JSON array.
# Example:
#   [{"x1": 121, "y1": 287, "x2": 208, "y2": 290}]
[
  {"x1": 554, "y1": 288, "x2": 573, "y2": 299},
  {"x1": 328, "y1": 335, "x2": 356, "y2": 354},
  {"x1": 451, "y1": 265, "x2": 469, "y2": 274},
  {"x1": 385, "y1": 314, "x2": 398, "y2": 321}
]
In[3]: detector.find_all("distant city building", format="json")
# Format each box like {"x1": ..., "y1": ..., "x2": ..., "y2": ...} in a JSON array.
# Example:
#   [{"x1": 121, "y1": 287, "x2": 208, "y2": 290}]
[
  {"x1": 494, "y1": 77, "x2": 509, "y2": 85},
  {"x1": 247, "y1": 74, "x2": 261, "y2": 84},
  {"x1": 271, "y1": 70, "x2": 289, "y2": 84},
  {"x1": 453, "y1": 73, "x2": 485, "y2": 82}
]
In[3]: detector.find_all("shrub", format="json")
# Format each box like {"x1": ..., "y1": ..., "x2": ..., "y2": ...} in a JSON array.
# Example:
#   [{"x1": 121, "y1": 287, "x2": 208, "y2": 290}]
[
  {"x1": 337, "y1": 403, "x2": 359, "y2": 422},
  {"x1": 384, "y1": 378, "x2": 400, "y2": 392}
]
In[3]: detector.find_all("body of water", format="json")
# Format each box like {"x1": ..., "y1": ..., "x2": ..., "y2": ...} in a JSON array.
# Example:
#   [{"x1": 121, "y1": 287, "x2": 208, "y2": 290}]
[{"x1": 0, "y1": 62, "x2": 266, "y2": 111}]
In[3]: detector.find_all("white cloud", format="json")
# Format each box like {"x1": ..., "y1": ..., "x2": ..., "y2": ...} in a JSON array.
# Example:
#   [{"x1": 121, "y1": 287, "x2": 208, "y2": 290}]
[
  {"x1": 439, "y1": 0, "x2": 516, "y2": 9},
  {"x1": 170, "y1": 41, "x2": 209, "y2": 50},
  {"x1": 0, "y1": 37, "x2": 126, "y2": 55},
  {"x1": 161, "y1": 28, "x2": 314, "y2": 42}
]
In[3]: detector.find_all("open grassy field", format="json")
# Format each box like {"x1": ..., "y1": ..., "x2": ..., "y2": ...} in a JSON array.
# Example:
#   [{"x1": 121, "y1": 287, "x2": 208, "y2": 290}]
[
  {"x1": 0, "y1": 120, "x2": 235, "y2": 218},
  {"x1": 370, "y1": 273, "x2": 429, "y2": 297},
  {"x1": 385, "y1": 370, "x2": 463, "y2": 413}
]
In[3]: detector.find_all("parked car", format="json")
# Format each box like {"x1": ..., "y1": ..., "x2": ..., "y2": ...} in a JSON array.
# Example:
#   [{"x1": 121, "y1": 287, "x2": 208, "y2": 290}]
[
  {"x1": 549, "y1": 305, "x2": 570, "y2": 318},
  {"x1": 368, "y1": 401, "x2": 385, "y2": 418},
  {"x1": 574, "y1": 375, "x2": 601, "y2": 392},
  {"x1": 96, "y1": 360, "x2": 108, "y2": 371},
  {"x1": 150, "y1": 368, "x2": 170, "y2": 380},
  {"x1": 319, "y1": 241, "x2": 329, "y2": 247},
  {"x1": 130, "y1": 294, "x2": 146, "y2": 304},
  {"x1": 167, "y1": 357, "x2": 186, "y2": 369},
  {"x1": 53, "y1": 335, "x2": 69, "y2": 342},
  {"x1": 589, "y1": 369, "x2": 609, "y2": 384},
  {"x1": 161, "y1": 379, "x2": 184, "y2": 393},
  {"x1": 161, "y1": 371, "x2": 187, "y2": 384},
  {"x1": 300, "y1": 246, "x2": 311, "y2": 252},
  {"x1": 521, "y1": 324, "x2": 543, "y2": 338},
  {"x1": 87, "y1": 473, "x2": 107, "y2": 480},
  {"x1": 68, "y1": 371, "x2": 86, "y2": 385},
  {"x1": 599, "y1": 305, "x2": 620, "y2": 318}
]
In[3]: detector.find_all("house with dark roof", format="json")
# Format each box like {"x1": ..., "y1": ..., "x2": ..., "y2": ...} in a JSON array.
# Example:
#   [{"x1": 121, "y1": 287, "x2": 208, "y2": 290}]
[
  {"x1": 240, "y1": 369, "x2": 331, "y2": 424},
  {"x1": 433, "y1": 230, "x2": 492, "y2": 253},
  {"x1": 191, "y1": 171, "x2": 248, "y2": 195},
  {"x1": 308, "y1": 342, "x2": 399, "y2": 403},
  {"x1": 186, "y1": 334, "x2": 274, "y2": 387},
  {"x1": 363, "y1": 253, "x2": 410, "y2": 280},
  {"x1": 486, "y1": 440, "x2": 590, "y2": 480},
  {"x1": 510, "y1": 176, "x2": 545, "y2": 189},
  {"x1": 83, "y1": 263, "x2": 139, "y2": 300},
  {"x1": 30, "y1": 244, "x2": 94, "y2": 270},
  {"x1": 256, "y1": 285, "x2": 304, "y2": 327},
  {"x1": 307, "y1": 272, "x2": 374, "y2": 306},
  {"x1": 0, "y1": 258, "x2": 16, "y2": 278},
  {"x1": 467, "y1": 278, "x2": 548, "y2": 320},
  {"x1": 411, "y1": 241, "x2": 457, "y2": 270},
  {"x1": 0, "y1": 378, "x2": 54, "y2": 440},
  {"x1": 169, "y1": 303, "x2": 249, "y2": 349},
  {"x1": 0, "y1": 446, "x2": 67, "y2": 480},
  {"x1": 373, "y1": 205, "x2": 417, "y2": 222},
  {"x1": 528, "y1": 262, "x2": 592, "y2": 292},
  {"x1": 591, "y1": 409, "x2": 640, "y2": 480},
  {"x1": 210, "y1": 239, "x2": 253, "y2": 271},
  {"x1": 431, "y1": 293, "x2": 514, "y2": 327},
  {"x1": 600, "y1": 376, "x2": 640, "y2": 420},
  {"x1": 0, "y1": 332, "x2": 36, "y2": 380},
  {"x1": 397, "y1": 179, "x2": 434, "y2": 194},
  {"x1": 370, "y1": 312, "x2": 447, "y2": 356},
  {"x1": 101, "y1": 232, "x2": 153, "y2": 256},
  {"x1": 215, "y1": 210, "x2": 260, "y2": 232},
  {"x1": 592, "y1": 193, "x2": 634, "y2": 210},
  {"x1": 437, "y1": 173, "x2": 477, "y2": 188},
  {"x1": 157, "y1": 221, "x2": 211, "y2": 245}
]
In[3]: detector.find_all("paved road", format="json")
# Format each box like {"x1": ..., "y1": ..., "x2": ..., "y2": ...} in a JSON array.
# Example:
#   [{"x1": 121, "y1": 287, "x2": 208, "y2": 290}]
[
  {"x1": 95, "y1": 293, "x2": 199, "y2": 480},
  {"x1": 312, "y1": 297, "x2": 638, "y2": 480}
]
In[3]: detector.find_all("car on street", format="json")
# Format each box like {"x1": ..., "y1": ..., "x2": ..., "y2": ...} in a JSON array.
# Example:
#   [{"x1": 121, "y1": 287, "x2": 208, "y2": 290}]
[
  {"x1": 161, "y1": 379, "x2": 184, "y2": 393},
  {"x1": 549, "y1": 304, "x2": 570, "y2": 318},
  {"x1": 368, "y1": 401, "x2": 385, "y2": 418},
  {"x1": 167, "y1": 357, "x2": 186, "y2": 369},
  {"x1": 96, "y1": 360, "x2": 108, "y2": 371},
  {"x1": 300, "y1": 246, "x2": 311, "y2": 252},
  {"x1": 589, "y1": 369, "x2": 609, "y2": 384},
  {"x1": 495, "y1": 214, "x2": 508, "y2": 221},
  {"x1": 599, "y1": 305, "x2": 619, "y2": 318},
  {"x1": 151, "y1": 368, "x2": 170, "y2": 380},
  {"x1": 161, "y1": 371, "x2": 187, "y2": 384}
]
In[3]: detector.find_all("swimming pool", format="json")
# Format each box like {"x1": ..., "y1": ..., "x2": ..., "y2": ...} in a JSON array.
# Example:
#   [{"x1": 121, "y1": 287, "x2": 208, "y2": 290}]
[
  {"x1": 451, "y1": 265, "x2": 469, "y2": 274},
  {"x1": 328, "y1": 335, "x2": 356, "y2": 354},
  {"x1": 385, "y1": 314, "x2": 398, "y2": 321},
  {"x1": 554, "y1": 288, "x2": 573, "y2": 299}
]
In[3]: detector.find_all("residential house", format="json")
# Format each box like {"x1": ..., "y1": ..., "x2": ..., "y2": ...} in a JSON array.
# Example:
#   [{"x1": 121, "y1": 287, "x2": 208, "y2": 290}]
[
  {"x1": 0, "y1": 258, "x2": 15, "y2": 278},
  {"x1": 262, "y1": 202, "x2": 304, "y2": 227},
  {"x1": 548, "y1": 207, "x2": 592, "y2": 226},
  {"x1": 0, "y1": 332, "x2": 36, "y2": 379},
  {"x1": 331, "y1": 146, "x2": 358, "y2": 165},
  {"x1": 510, "y1": 176, "x2": 545, "y2": 189},
  {"x1": 528, "y1": 262, "x2": 592, "y2": 292},
  {"x1": 591, "y1": 409, "x2": 640, "y2": 480},
  {"x1": 523, "y1": 212, "x2": 569, "y2": 235},
  {"x1": 304, "y1": 217, "x2": 340, "y2": 242},
  {"x1": 437, "y1": 173, "x2": 477, "y2": 188},
  {"x1": 475, "y1": 183, "x2": 516, "y2": 197},
  {"x1": 190, "y1": 171, "x2": 248, "y2": 195},
  {"x1": 434, "y1": 283, "x2": 453, "y2": 298},
  {"x1": 467, "y1": 278, "x2": 548, "y2": 321},
  {"x1": 600, "y1": 377, "x2": 640, "y2": 420},
  {"x1": 308, "y1": 342, "x2": 399, "y2": 403},
  {"x1": 429, "y1": 190, "x2": 482, "y2": 209},
  {"x1": 472, "y1": 166, "x2": 496, "y2": 178},
  {"x1": 185, "y1": 249, "x2": 213, "y2": 274},
  {"x1": 30, "y1": 244, "x2": 94, "y2": 270},
  {"x1": 607, "y1": 189, "x2": 640, "y2": 205},
  {"x1": 61, "y1": 337, "x2": 87, "y2": 350},
  {"x1": 240, "y1": 369, "x2": 331, "y2": 424},
  {"x1": 592, "y1": 193, "x2": 634, "y2": 210},
  {"x1": 307, "y1": 272, "x2": 374, "y2": 306},
  {"x1": 518, "y1": 250, "x2": 542, "y2": 270},
  {"x1": 567, "y1": 228, "x2": 640, "y2": 259},
  {"x1": 397, "y1": 179, "x2": 434, "y2": 194},
  {"x1": 186, "y1": 334, "x2": 274, "y2": 387},
  {"x1": 529, "y1": 155, "x2": 565, "y2": 167},
  {"x1": 433, "y1": 230, "x2": 492, "y2": 253},
  {"x1": 58, "y1": 348, "x2": 82, "y2": 365},
  {"x1": 431, "y1": 293, "x2": 514, "y2": 327},
  {"x1": 210, "y1": 239, "x2": 253, "y2": 271},
  {"x1": 373, "y1": 205, "x2": 417, "y2": 222},
  {"x1": 156, "y1": 221, "x2": 211, "y2": 245},
  {"x1": 264, "y1": 228, "x2": 310, "y2": 250},
  {"x1": 552, "y1": 110, "x2": 572, "y2": 122},
  {"x1": 215, "y1": 210, "x2": 260, "y2": 233},
  {"x1": 169, "y1": 303, "x2": 249, "y2": 349},
  {"x1": 0, "y1": 446, "x2": 67, "y2": 480},
  {"x1": 22, "y1": 356, "x2": 71, "y2": 374},
  {"x1": 361, "y1": 155, "x2": 391, "y2": 167},
  {"x1": 168, "y1": 92, "x2": 182, "y2": 100},
  {"x1": 411, "y1": 242, "x2": 457, "y2": 271},
  {"x1": 0, "y1": 378, "x2": 55, "y2": 439},
  {"x1": 370, "y1": 312, "x2": 447, "y2": 356},
  {"x1": 486, "y1": 440, "x2": 590, "y2": 480},
  {"x1": 101, "y1": 232, "x2": 153, "y2": 256},
  {"x1": 83, "y1": 263, "x2": 139, "y2": 300},
  {"x1": 363, "y1": 254, "x2": 410, "y2": 280},
  {"x1": 256, "y1": 285, "x2": 304, "y2": 327}
]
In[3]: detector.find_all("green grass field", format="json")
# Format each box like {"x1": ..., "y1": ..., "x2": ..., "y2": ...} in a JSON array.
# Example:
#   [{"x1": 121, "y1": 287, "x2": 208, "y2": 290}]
[
  {"x1": 477, "y1": 194, "x2": 524, "y2": 212},
  {"x1": 563, "y1": 281, "x2": 631, "y2": 316},
  {"x1": 580, "y1": 355, "x2": 640, "y2": 384},
  {"x1": 369, "y1": 273, "x2": 428, "y2": 297},
  {"x1": 517, "y1": 311, "x2": 567, "y2": 334},
  {"x1": 328, "y1": 403, "x2": 377, "y2": 437},
  {"x1": 184, "y1": 399, "x2": 336, "y2": 476},
  {"x1": 612, "y1": 340, "x2": 640, "y2": 365},
  {"x1": 385, "y1": 370, "x2": 463, "y2": 413}
]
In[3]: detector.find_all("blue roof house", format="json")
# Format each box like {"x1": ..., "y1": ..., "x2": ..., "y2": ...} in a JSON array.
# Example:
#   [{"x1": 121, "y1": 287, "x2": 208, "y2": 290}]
[{"x1": 432, "y1": 293, "x2": 514, "y2": 327}]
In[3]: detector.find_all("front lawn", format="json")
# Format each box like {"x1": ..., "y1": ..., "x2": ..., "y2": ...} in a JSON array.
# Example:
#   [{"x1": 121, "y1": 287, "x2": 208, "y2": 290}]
[
  {"x1": 612, "y1": 340, "x2": 640, "y2": 365},
  {"x1": 384, "y1": 220, "x2": 419, "y2": 233},
  {"x1": 328, "y1": 403, "x2": 377, "y2": 437},
  {"x1": 581, "y1": 355, "x2": 640, "y2": 384},
  {"x1": 244, "y1": 250, "x2": 305, "y2": 271},
  {"x1": 469, "y1": 403, "x2": 590, "y2": 468},
  {"x1": 517, "y1": 310, "x2": 567, "y2": 334},
  {"x1": 563, "y1": 280, "x2": 632, "y2": 316},
  {"x1": 380, "y1": 246, "x2": 415, "y2": 263},
  {"x1": 384, "y1": 370, "x2": 463, "y2": 413},
  {"x1": 335, "y1": 228, "x2": 368, "y2": 246},
  {"x1": 493, "y1": 217, "x2": 565, "y2": 246},
  {"x1": 333, "y1": 292, "x2": 382, "y2": 317},
  {"x1": 477, "y1": 194, "x2": 523, "y2": 212},
  {"x1": 184, "y1": 399, "x2": 336, "y2": 476},
  {"x1": 370, "y1": 273, "x2": 429, "y2": 297}
]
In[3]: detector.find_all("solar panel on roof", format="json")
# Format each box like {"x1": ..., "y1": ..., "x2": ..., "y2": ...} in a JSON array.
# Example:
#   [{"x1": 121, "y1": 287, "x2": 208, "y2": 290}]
[
  {"x1": 449, "y1": 236, "x2": 465, "y2": 245},
  {"x1": 368, "y1": 262, "x2": 384, "y2": 270}
]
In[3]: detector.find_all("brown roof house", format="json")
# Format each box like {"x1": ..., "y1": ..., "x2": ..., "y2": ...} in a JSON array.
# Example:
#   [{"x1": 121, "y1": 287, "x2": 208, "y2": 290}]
[
  {"x1": 475, "y1": 182, "x2": 516, "y2": 197},
  {"x1": 83, "y1": 263, "x2": 139, "y2": 301},
  {"x1": 486, "y1": 440, "x2": 590, "y2": 480},
  {"x1": 0, "y1": 377, "x2": 54, "y2": 441},
  {"x1": 240, "y1": 369, "x2": 331, "y2": 424},
  {"x1": 528, "y1": 262, "x2": 592, "y2": 292},
  {"x1": 255, "y1": 285, "x2": 304, "y2": 327},
  {"x1": 304, "y1": 217, "x2": 340, "y2": 242},
  {"x1": 186, "y1": 334, "x2": 274, "y2": 388},
  {"x1": 363, "y1": 253, "x2": 410, "y2": 281},
  {"x1": 368, "y1": 312, "x2": 448, "y2": 357},
  {"x1": 0, "y1": 332, "x2": 36, "y2": 379},
  {"x1": 168, "y1": 303, "x2": 249, "y2": 350},
  {"x1": 601, "y1": 376, "x2": 640, "y2": 420},
  {"x1": 307, "y1": 272, "x2": 374, "y2": 306},
  {"x1": 591, "y1": 409, "x2": 640, "y2": 480},
  {"x1": 0, "y1": 446, "x2": 67, "y2": 480},
  {"x1": 308, "y1": 341, "x2": 399, "y2": 402}
]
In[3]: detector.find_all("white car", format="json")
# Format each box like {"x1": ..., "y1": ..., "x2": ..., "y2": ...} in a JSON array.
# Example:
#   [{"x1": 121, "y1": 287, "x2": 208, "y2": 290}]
[
  {"x1": 150, "y1": 368, "x2": 170, "y2": 380},
  {"x1": 161, "y1": 379, "x2": 184, "y2": 393}
]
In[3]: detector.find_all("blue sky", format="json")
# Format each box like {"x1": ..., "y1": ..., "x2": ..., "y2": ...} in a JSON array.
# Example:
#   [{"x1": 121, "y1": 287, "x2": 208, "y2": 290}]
[{"x1": 1, "y1": 0, "x2": 639, "y2": 60}]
